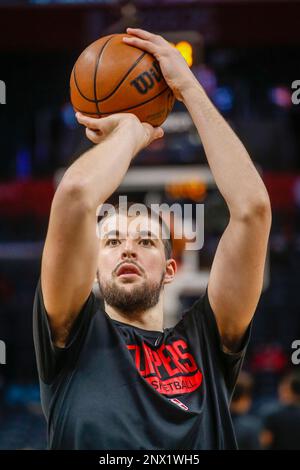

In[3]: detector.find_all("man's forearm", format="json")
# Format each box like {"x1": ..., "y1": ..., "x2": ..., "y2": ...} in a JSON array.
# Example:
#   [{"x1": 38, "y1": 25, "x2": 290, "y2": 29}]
[
  {"x1": 57, "y1": 124, "x2": 137, "y2": 210},
  {"x1": 182, "y1": 84, "x2": 270, "y2": 218}
]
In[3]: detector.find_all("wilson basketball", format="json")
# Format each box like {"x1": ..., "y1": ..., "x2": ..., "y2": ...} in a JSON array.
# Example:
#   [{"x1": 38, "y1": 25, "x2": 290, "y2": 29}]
[{"x1": 70, "y1": 34, "x2": 175, "y2": 127}]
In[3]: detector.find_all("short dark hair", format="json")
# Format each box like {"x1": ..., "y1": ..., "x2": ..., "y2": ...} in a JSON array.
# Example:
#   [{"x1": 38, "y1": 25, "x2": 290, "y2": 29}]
[{"x1": 97, "y1": 200, "x2": 173, "y2": 260}]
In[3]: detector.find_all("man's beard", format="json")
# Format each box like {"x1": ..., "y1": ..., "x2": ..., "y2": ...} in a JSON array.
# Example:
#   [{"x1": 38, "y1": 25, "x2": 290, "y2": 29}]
[{"x1": 97, "y1": 271, "x2": 165, "y2": 316}]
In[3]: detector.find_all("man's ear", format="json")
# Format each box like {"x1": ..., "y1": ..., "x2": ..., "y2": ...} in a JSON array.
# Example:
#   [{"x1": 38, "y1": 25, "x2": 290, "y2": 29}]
[{"x1": 164, "y1": 258, "x2": 177, "y2": 285}]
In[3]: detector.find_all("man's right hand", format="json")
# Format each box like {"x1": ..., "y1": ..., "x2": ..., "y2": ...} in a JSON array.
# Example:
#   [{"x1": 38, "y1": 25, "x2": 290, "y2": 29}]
[{"x1": 76, "y1": 112, "x2": 164, "y2": 155}]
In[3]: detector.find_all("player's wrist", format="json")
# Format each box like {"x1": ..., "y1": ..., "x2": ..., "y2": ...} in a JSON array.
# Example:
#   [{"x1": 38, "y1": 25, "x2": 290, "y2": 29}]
[
  {"x1": 108, "y1": 117, "x2": 145, "y2": 158},
  {"x1": 113, "y1": 113, "x2": 141, "y2": 134},
  {"x1": 180, "y1": 79, "x2": 204, "y2": 104}
]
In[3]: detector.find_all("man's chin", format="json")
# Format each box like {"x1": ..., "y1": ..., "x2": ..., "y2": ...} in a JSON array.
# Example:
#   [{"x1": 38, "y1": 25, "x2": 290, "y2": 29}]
[
  {"x1": 99, "y1": 274, "x2": 163, "y2": 313},
  {"x1": 115, "y1": 274, "x2": 142, "y2": 284}
]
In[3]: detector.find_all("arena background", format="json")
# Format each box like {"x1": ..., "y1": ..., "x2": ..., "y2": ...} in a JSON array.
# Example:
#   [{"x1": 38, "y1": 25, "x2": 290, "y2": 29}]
[{"x1": 0, "y1": 0, "x2": 299, "y2": 450}]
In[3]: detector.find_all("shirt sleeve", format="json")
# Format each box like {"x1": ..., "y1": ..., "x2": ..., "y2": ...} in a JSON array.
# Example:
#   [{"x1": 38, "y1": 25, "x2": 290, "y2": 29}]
[
  {"x1": 32, "y1": 278, "x2": 97, "y2": 385},
  {"x1": 179, "y1": 289, "x2": 252, "y2": 398}
]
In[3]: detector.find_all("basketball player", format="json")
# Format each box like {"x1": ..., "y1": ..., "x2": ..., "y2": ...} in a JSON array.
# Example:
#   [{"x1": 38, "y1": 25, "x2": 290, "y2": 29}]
[{"x1": 33, "y1": 28, "x2": 271, "y2": 449}]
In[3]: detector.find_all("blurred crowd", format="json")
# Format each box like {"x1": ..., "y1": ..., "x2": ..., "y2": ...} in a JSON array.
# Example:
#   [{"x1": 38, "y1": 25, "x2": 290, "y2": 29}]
[{"x1": 231, "y1": 369, "x2": 300, "y2": 450}]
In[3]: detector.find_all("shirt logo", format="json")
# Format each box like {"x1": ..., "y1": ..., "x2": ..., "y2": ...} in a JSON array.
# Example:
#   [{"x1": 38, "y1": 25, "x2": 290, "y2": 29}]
[{"x1": 127, "y1": 339, "x2": 203, "y2": 396}]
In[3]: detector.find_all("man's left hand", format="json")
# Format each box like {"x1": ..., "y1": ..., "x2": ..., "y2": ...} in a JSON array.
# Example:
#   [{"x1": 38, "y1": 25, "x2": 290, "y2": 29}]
[{"x1": 123, "y1": 28, "x2": 198, "y2": 102}]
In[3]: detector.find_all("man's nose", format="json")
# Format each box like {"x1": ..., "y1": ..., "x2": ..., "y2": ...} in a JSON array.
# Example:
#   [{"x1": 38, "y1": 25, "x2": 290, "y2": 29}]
[{"x1": 121, "y1": 238, "x2": 137, "y2": 259}]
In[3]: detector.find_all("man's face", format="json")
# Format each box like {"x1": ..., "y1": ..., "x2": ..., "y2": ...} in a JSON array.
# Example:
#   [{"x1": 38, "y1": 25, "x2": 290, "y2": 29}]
[{"x1": 96, "y1": 213, "x2": 175, "y2": 315}]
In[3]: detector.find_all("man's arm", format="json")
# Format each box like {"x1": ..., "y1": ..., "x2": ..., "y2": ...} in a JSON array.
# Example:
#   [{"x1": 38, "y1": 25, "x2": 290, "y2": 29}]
[
  {"x1": 182, "y1": 85, "x2": 271, "y2": 351},
  {"x1": 42, "y1": 113, "x2": 163, "y2": 346},
  {"x1": 124, "y1": 29, "x2": 271, "y2": 351}
]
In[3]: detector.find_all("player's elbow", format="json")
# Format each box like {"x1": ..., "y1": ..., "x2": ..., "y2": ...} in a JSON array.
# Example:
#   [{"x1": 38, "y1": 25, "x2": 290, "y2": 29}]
[
  {"x1": 236, "y1": 191, "x2": 272, "y2": 226},
  {"x1": 249, "y1": 193, "x2": 271, "y2": 220}
]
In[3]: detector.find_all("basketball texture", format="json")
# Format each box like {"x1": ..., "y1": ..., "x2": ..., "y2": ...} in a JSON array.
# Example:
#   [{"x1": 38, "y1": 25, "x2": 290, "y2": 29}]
[{"x1": 70, "y1": 34, "x2": 175, "y2": 126}]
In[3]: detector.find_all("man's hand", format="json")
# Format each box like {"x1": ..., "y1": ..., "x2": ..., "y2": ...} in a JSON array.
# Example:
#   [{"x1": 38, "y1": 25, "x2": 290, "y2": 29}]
[
  {"x1": 123, "y1": 28, "x2": 197, "y2": 101},
  {"x1": 76, "y1": 112, "x2": 164, "y2": 155}
]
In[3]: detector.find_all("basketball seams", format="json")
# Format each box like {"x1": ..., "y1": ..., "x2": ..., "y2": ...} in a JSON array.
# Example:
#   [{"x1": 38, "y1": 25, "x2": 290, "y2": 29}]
[
  {"x1": 73, "y1": 66, "x2": 95, "y2": 103},
  {"x1": 97, "y1": 51, "x2": 147, "y2": 103},
  {"x1": 74, "y1": 87, "x2": 170, "y2": 115},
  {"x1": 72, "y1": 46, "x2": 147, "y2": 105},
  {"x1": 93, "y1": 36, "x2": 115, "y2": 115},
  {"x1": 72, "y1": 36, "x2": 115, "y2": 110}
]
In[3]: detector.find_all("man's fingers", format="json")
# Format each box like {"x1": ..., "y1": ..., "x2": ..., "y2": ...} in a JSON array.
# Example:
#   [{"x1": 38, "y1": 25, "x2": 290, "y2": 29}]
[
  {"x1": 123, "y1": 36, "x2": 156, "y2": 55},
  {"x1": 85, "y1": 127, "x2": 102, "y2": 144},
  {"x1": 142, "y1": 123, "x2": 164, "y2": 144},
  {"x1": 152, "y1": 127, "x2": 164, "y2": 140},
  {"x1": 76, "y1": 112, "x2": 101, "y2": 130},
  {"x1": 126, "y1": 28, "x2": 166, "y2": 46},
  {"x1": 126, "y1": 28, "x2": 153, "y2": 41}
]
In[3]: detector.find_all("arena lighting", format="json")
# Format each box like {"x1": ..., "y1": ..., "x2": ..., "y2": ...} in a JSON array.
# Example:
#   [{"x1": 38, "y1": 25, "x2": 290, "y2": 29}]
[
  {"x1": 165, "y1": 180, "x2": 207, "y2": 202},
  {"x1": 163, "y1": 31, "x2": 203, "y2": 67},
  {"x1": 169, "y1": 41, "x2": 193, "y2": 66},
  {"x1": 269, "y1": 86, "x2": 292, "y2": 109}
]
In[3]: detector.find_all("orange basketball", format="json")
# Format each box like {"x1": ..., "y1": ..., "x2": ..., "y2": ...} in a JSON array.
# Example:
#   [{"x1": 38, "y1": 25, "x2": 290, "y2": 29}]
[{"x1": 70, "y1": 34, "x2": 175, "y2": 127}]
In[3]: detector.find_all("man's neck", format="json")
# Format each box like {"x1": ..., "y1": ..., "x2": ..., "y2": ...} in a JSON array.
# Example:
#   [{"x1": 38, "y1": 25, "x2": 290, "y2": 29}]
[{"x1": 104, "y1": 302, "x2": 164, "y2": 332}]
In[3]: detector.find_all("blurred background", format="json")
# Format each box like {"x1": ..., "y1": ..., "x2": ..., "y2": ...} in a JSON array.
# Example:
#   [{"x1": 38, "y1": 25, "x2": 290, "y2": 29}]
[{"x1": 0, "y1": 0, "x2": 300, "y2": 450}]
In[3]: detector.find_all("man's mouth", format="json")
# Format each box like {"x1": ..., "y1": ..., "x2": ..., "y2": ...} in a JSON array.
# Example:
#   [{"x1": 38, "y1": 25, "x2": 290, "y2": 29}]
[{"x1": 116, "y1": 263, "x2": 142, "y2": 277}]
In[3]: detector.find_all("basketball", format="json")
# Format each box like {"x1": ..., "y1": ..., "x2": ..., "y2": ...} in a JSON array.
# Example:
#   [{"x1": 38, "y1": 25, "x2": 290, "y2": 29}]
[{"x1": 70, "y1": 34, "x2": 175, "y2": 127}]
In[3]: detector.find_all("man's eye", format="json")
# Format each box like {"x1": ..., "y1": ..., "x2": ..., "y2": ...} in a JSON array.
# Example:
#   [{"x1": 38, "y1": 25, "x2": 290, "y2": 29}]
[
  {"x1": 107, "y1": 239, "x2": 120, "y2": 246},
  {"x1": 140, "y1": 239, "x2": 154, "y2": 246}
]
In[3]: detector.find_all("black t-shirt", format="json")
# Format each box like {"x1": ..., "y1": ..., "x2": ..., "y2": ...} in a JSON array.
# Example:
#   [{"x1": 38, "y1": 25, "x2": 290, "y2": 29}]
[
  {"x1": 264, "y1": 404, "x2": 300, "y2": 450},
  {"x1": 33, "y1": 279, "x2": 251, "y2": 450}
]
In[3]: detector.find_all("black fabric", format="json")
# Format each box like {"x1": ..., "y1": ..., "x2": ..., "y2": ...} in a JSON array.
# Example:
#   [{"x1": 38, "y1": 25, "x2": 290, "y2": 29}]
[
  {"x1": 264, "y1": 404, "x2": 300, "y2": 450},
  {"x1": 33, "y1": 279, "x2": 251, "y2": 450}
]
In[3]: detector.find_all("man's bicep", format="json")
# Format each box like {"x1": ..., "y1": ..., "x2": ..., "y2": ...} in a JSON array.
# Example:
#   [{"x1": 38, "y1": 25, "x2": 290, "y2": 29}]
[
  {"x1": 207, "y1": 215, "x2": 270, "y2": 350},
  {"x1": 41, "y1": 191, "x2": 99, "y2": 343}
]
